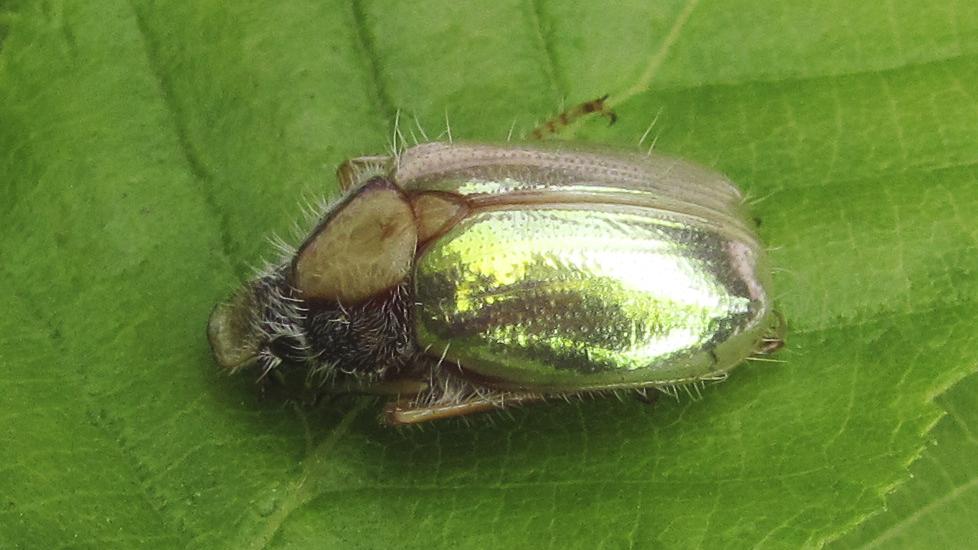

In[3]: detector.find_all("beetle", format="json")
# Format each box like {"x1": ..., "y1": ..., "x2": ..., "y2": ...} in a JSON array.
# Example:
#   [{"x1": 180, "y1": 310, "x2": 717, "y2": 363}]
[{"x1": 207, "y1": 140, "x2": 783, "y2": 425}]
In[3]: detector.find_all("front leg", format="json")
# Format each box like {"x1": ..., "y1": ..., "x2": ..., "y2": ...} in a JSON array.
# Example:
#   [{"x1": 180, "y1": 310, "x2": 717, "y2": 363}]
[{"x1": 336, "y1": 155, "x2": 393, "y2": 191}]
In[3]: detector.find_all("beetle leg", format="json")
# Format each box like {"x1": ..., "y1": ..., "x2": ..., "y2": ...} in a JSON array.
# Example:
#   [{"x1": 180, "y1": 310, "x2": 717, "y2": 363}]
[
  {"x1": 380, "y1": 361, "x2": 543, "y2": 424},
  {"x1": 325, "y1": 377, "x2": 429, "y2": 397},
  {"x1": 633, "y1": 388, "x2": 660, "y2": 406},
  {"x1": 255, "y1": 367, "x2": 288, "y2": 402},
  {"x1": 530, "y1": 95, "x2": 618, "y2": 140},
  {"x1": 384, "y1": 392, "x2": 545, "y2": 425},
  {"x1": 336, "y1": 155, "x2": 392, "y2": 192},
  {"x1": 756, "y1": 309, "x2": 787, "y2": 355}
]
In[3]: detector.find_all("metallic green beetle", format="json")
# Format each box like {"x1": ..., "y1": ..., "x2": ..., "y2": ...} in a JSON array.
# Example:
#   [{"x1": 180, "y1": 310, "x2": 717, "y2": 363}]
[{"x1": 208, "y1": 141, "x2": 782, "y2": 424}]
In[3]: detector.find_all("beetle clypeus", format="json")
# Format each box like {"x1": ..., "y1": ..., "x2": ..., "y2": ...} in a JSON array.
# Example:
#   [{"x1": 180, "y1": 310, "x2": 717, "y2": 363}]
[{"x1": 207, "y1": 140, "x2": 783, "y2": 425}]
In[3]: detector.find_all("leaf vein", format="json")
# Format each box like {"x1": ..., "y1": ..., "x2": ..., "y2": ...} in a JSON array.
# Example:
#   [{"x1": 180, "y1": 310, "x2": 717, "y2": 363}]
[
  {"x1": 857, "y1": 473, "x2": 978, "y2": 549},
  {"x1": 525, "y1": 0, "x2": 566, "y2": 102},
  {"x1": 610, "y1": 0, "x2": 700, "y2": 108},
  {"x1": 245, "y1": 400, "x2": 368, "y2": 550},
  {"x1": 350, "y1": 0, "x2": 396, "y2": 121},
  {"x1": 126, "y1": 0, "x2": 237, "y2": 269}
]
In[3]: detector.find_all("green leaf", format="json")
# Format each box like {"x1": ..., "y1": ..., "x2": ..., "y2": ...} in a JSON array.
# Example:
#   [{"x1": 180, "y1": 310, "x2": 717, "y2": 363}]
[
  {"x1": 831, "y1": 374, "x2": 978, "y2": 549},
  {"x1": 2, "y1": 1, "x2": 976, "y2": 548}
]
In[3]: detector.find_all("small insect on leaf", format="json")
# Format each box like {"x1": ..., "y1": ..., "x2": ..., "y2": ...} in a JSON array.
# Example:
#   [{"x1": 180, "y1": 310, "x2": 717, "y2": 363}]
[{"x1": 208, "y1": 139, "x2": 783, "y2": 425}]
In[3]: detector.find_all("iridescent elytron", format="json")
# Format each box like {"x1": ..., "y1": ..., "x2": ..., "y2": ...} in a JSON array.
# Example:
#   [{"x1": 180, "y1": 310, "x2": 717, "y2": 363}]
[{"x1": 208, "y1": 141, "x2": 781, "y2": 424}]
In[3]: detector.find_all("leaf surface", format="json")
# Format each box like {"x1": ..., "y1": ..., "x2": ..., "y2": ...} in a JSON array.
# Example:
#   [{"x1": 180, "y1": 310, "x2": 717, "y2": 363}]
[
  {"x1": 2, "y1": 1, "x2": 977, "y2": 548},
  {"x1": 832, "y1": 375, "x2": 978, "y2": 549}
]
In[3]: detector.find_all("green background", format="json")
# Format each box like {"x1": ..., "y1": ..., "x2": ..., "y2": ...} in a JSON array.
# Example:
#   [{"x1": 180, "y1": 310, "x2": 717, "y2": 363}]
[{"x1": 2, "y1": 1, "x2": 977, "y2": 548}]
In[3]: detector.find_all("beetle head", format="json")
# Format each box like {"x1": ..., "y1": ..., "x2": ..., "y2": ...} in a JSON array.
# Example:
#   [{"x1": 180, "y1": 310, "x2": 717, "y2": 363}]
[
  {"x1": 208, "y1": 177, "x2": 427, "y2": 382},
  {"x1": 207, "y1": 269, "x2": 310, "y2": 375}
]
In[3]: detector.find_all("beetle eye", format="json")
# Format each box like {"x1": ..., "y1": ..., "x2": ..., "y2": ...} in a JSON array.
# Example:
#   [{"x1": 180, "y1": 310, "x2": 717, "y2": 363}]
[{"x1": 268, "y1": 336, "x2": 305, "y2": 364}]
